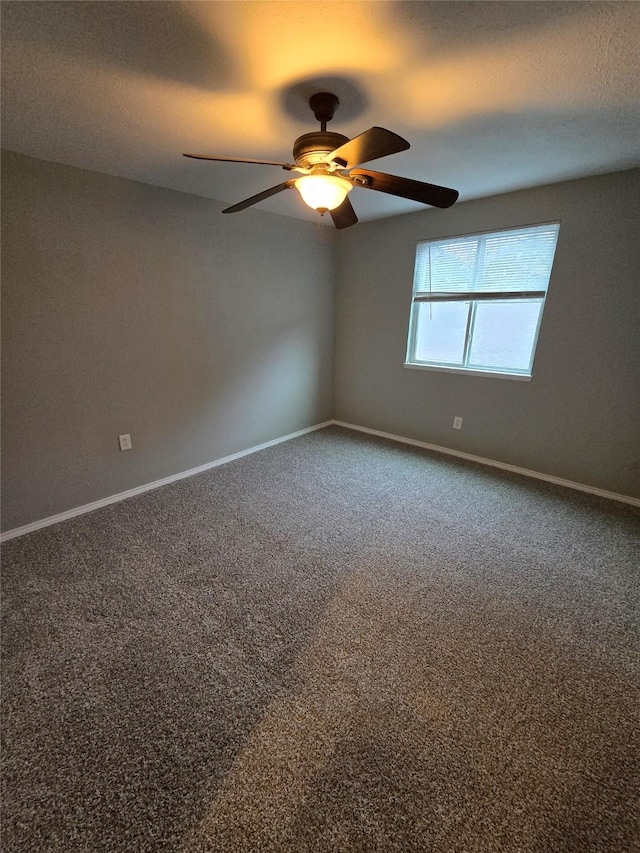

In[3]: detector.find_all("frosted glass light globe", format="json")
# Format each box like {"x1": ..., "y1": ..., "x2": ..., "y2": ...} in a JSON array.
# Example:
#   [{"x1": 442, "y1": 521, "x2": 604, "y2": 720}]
[{"x1": 295, "y1": 174, "x2": 352, "y2": 212}]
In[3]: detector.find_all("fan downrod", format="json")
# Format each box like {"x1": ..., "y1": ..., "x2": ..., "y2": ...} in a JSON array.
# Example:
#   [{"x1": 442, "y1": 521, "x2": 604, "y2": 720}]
[{"x1": 309, "y1": 92, "x2": 339, "y2": 131}]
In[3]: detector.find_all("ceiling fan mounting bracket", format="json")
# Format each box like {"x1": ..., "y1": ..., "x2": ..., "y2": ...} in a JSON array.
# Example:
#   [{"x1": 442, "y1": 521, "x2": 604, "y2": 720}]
[{"x1": 309, "y1": 92, "x2": 340, "y2": 128}]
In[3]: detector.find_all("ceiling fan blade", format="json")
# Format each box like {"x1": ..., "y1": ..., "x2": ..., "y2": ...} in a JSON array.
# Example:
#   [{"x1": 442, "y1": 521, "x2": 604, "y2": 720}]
[
  {"x1": 326, "y1": 127, "x2": 410, "y2": 169},
  {"x1": 330, "y1": 197, "x2": 358, "y2": 230},
  {"x1": 222, "y1": 180, "x2": 296, "y2": 213},
  {"x1": 350, "y1": 169, "x2": 459, "y2": 208},
  {"x1": 184, "y1": 153, "x2": 296, "y2": 171}
]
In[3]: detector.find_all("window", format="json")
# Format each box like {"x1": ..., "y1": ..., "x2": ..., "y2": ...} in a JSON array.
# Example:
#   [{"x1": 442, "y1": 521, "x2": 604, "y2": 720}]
[{"x1": 405, "y1": 223, "x2": 560, "y2": 379}]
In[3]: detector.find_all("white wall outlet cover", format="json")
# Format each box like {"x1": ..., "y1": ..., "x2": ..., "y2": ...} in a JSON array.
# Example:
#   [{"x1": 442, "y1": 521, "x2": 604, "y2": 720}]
[
  {"x1": 453, "y1": 416, "x2": 463, "y2": 429},
  {"x1": 118, "y1": 433, "x2": 132, "y2": 451}
]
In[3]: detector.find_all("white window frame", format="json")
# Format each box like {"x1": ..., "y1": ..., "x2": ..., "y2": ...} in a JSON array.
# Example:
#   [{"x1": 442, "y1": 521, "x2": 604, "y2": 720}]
[{"x1": 404, "y1": 223, "x2": 560, "y2": 380}]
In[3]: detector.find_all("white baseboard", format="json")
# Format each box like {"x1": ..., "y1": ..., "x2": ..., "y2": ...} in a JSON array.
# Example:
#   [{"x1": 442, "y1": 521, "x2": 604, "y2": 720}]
[
  {"x1": 332, "y1": 420, "x2": 640, "y2": 508},
  {"x1": 0, "y1": 420, "x2": 333, "y2": 542},
  {"x1": 3, "y1": 417, "x2": 637, "y2": 542}
]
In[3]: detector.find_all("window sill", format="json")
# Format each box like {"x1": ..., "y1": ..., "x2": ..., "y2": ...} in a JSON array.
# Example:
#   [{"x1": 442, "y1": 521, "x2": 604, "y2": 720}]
[{"x1": 404, "y1": 363, "x2": 532, "y2": 381}]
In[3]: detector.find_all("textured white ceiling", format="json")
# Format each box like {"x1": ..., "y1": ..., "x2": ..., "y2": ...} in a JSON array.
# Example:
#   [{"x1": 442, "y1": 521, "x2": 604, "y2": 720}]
[{"x1": 2, "y1": 1, "x2": 639, "y2": 224}]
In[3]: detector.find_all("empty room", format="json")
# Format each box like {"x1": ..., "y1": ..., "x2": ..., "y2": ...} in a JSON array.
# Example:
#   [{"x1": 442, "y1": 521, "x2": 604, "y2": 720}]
[{"x1": 2, "y1": 2, "x2": 639, "y2": 851}]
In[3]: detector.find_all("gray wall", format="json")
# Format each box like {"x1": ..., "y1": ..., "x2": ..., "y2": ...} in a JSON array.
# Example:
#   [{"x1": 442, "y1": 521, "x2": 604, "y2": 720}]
[
  {"x1": 1, "y1": 151, "x2": 335, "y2": 531},
  {"x1": 334, "y1": 169, "x2": 640, "y2": 498},
  {"x1": 3, "y1": 154, "x2": 638, "y2": 533}
]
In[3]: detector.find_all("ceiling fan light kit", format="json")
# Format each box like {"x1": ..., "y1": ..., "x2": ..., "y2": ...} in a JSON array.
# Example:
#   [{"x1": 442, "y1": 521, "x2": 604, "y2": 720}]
[
  {"x1": 295, "y1": 173, "x2": 353, "y2": 213},
  {"x1": 184, "y1": 93, "x2": 459, "y2": 228}
]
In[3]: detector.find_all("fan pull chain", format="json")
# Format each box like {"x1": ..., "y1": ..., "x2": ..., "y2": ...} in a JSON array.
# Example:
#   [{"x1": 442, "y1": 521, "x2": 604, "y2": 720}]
[{"x1": 316, "y1": 217, "x2": 331, "y2": 255}]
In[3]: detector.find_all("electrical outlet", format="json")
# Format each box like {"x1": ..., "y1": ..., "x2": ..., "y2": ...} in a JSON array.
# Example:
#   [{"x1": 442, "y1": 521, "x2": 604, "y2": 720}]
[
  {"x1": 118, "y1": 433, "x2": 132, "y2": 451},
  {"x1": 453, "y1": 416, "x2": 463, "y2": 430}
]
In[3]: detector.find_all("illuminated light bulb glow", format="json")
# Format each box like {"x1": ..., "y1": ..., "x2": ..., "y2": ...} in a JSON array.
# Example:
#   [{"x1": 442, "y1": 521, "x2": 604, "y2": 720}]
[{"x1": 295, "y1": 174, "x2": 352, "y2": 212}]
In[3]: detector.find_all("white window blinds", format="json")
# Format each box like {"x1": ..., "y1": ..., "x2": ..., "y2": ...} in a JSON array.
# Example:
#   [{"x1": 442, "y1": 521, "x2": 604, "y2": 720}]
[{"x1": 413, "y1": 223, "x2": 560, "y2": 301}]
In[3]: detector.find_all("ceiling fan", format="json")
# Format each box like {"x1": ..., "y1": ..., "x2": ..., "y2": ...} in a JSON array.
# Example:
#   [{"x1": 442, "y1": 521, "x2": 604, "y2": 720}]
[{"x1": 184, "y1": 93, "x2": 459, "y2": 229}]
